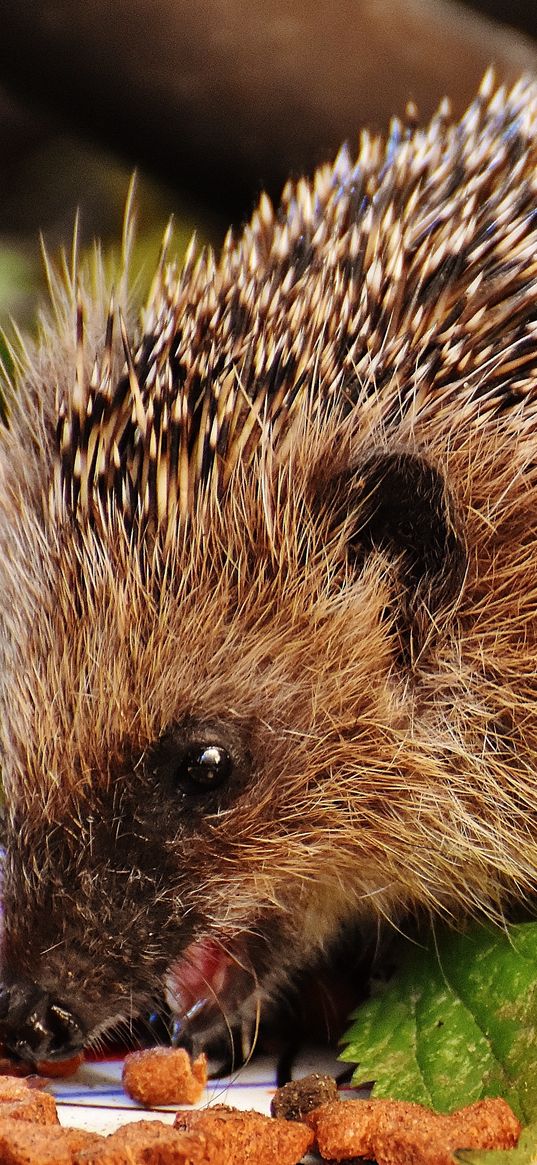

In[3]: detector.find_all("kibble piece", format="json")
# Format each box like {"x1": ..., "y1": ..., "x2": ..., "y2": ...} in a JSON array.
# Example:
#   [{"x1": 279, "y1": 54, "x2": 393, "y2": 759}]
[
  {"x1": 0, "y1": 1048, "x2": 84, "y2": 1080},
  {"x1": 0, "y1": 1116, "x2": 88, "y2": 1164},
  {"x1": 374, "y1": 1098, "x2": 521, "y2": 1165},
  {"x1": 373, "y1": 1105, "x2": 467, "y2": 1165},
  {"x1": 308, "y1": 1096, "x2": 521, "y2": 1165},
  {"x1": 450, "y1": 1099, "x2": 522, "y2": 1149},
  {"x1": 122, "y1": 1048, "x2": 207, "y2": 1107},
  {"x1": 64, "y1": 1129, "x2": 104, "y2": 1154},
  {"x1": 36, "y1": 1053, "x2": 85, "y2": 1079},
  {"x1": 75, "y1": 1119, "x2": 207, "y2": 1165},
  {"x1": 175, "y1": 1104, "x2": 314, "y2": 1165},
  {"x1": 0, "y1": 1079, "x2": 36, "y2": 1101},
  {"x1": 307, "y1": 1098, "x2": 393, "y2": 1159},
  {"x1": 0, "y1": 1091, "x2": 59, "y2": 1126},
  {"x1": 271, "y1": 1073, "x2": 338, "y2": 1120},
  {"x1": 0, "y1": 1074, "x2": 60, "y2": 1127}
]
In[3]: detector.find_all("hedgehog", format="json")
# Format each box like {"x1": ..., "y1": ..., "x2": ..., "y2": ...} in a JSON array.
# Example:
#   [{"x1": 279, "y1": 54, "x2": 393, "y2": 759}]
[{"x1": 0, "y1": 69, "x2": 537, "y2": 1065}]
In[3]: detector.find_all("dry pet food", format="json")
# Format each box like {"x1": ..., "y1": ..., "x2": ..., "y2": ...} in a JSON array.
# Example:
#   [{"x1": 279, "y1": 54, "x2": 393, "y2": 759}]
[
  {"x1": 0, "y1": 1045, "x2": 84, "y2": 1080},
  {"x1": 74, "y1": 1119, "x2": 205, "y2": 1165},
  {"x1": 0, "y1": 1117, "x2": 101, "y2": 1165},
  {"x1": 270, "y1": 1072, "x2": 338, "y2": 1121},
  {"x1": 175, "y1": 1103, "x2": 314, "y2": 1164},
  {"x1": 122, "y1": 1048, "x2": 207, "y2": 1107},
  {"x1": 35, "y1": 1054, "x2": 85, "y2": 1079},
  {"x1": 0, "y1": 1063, "x2": 523, "y2": 1165},
  {"x1": 0, "y1": 1077, "x2": 59, "y2": 1126},
  {"x1": 307, "y1": 1095, "x2": 521, "y2": 1164}
]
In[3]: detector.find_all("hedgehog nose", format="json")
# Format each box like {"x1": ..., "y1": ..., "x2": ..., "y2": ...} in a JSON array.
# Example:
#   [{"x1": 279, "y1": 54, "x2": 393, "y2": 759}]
[{"x1": 0, "y1": 981, "x2": 85, "y2": 1062}]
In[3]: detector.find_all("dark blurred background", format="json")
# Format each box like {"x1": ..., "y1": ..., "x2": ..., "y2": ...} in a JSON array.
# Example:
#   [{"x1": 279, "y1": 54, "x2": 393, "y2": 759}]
[{"x1": 0, "y1": 0, "x2": 535, "y2": 328}]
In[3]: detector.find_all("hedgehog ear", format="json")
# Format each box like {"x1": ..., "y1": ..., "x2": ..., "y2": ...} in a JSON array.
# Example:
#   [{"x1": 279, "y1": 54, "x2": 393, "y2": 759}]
[{"x1": 323, "y1": 450, "x2": 466, "y2": 654}]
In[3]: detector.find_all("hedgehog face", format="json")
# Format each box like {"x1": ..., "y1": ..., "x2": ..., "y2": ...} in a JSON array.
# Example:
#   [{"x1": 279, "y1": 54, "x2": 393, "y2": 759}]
[
  {"x1": 0, "y1": 460, "x2": 395, "y2": 1056},
  {"x1": 0, "y1": 395, "x2": 469, "y2": 1063}
]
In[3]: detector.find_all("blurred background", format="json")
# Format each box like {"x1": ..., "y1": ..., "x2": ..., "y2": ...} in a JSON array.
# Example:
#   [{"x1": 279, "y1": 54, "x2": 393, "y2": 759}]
[{"x1": 0, "y1": 0, "x2": 536, "y2": 333}]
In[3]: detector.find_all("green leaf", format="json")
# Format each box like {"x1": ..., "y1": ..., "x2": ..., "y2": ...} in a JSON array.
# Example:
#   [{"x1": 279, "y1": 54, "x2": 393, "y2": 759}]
[{"x1": 340, "y1": 922, "x2": 537, "y2": 1121}]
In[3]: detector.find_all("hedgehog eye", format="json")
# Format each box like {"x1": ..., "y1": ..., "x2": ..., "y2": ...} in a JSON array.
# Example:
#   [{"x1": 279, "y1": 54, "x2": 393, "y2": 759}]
[{"x1": 174, "y1": 744, "x2": 233, "y2": 793}]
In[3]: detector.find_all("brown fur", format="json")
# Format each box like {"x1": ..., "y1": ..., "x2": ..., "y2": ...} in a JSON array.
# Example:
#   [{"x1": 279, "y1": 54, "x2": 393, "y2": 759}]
[{"x1": 0, "y1": 72, "x2": 537, "y2": 1053}]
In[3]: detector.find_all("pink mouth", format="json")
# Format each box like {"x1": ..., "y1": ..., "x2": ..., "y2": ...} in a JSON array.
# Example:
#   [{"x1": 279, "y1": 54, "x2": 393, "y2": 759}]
[
  {"x1": 167, "y1": 939, "x2": 233, "y2": 1016},
  {"x1": 166, "y1": 936, "x2": 259, "y2": 1046}
]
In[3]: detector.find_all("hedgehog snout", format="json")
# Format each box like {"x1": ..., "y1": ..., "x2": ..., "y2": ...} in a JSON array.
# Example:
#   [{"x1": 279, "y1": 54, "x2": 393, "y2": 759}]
[{"x1": 0, "y1": 980, "x2": 86, "y2": 1062}]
